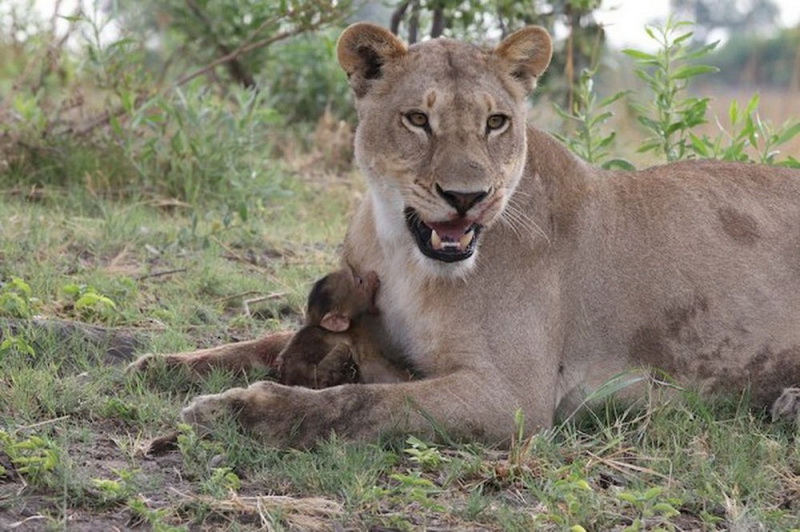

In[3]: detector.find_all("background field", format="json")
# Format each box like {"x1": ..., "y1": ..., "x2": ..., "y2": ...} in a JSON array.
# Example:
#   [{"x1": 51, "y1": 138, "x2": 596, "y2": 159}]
[{"x1": 1, "y1": 1, "x2": 800, "y2": 530}]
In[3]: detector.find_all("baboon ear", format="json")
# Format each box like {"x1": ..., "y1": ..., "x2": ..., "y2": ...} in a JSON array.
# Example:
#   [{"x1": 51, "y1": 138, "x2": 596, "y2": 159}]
[
  {"x1": 337, "y1": 22, "x2": 407, "y2": 98},
  {"x1": 493, "y1": 26, "x2": 552, "y2": 94},
  {"x1": 320, "y1": 312, "x2": 351, "y2": 333}
]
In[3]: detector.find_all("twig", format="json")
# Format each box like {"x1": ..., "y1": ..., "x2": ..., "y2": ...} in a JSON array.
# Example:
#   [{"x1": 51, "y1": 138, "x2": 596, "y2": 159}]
[
  {"x1": 216, "y1": 290, "x2": 262, "y2": 303},
  {"x1": 184, "y1": 0, "x2": 255, "y2": 88},
  {"x1": 8, "y1": 516, "x2": 48, "y2": 529},
  {"x1": 243, "y1": 293, "x2": 287, "y2": 317},
  {"x1": 585, "y1": 450, "x2": 671, "y2": 481},
  {"x1": 13, "y1": 415, "x2": 71, "y2": 436},
  {"x1": 136, "y1": 268, "x2": 188, "y2": 281},
  {"x1": 72, "y1": 93, "x2": 150, "y2": 137},
  {"x1": 174, "y1": 12, "x2": 340, "y2": 88}
]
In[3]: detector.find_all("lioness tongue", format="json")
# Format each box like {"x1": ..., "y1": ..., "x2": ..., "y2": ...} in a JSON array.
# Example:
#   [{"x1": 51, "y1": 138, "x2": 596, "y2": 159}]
[{"x1": 427, "y1": 220, "x2": 474, "y2": 251}]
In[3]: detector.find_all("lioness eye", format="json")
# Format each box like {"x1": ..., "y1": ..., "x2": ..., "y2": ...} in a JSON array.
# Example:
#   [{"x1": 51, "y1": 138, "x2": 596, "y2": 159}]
[
  {"x1": 406, "y1": 112, "x2": 429, "y2": 128},
  {"x1": 487, "y1": 114, "x2": 508, "y2": 131}
]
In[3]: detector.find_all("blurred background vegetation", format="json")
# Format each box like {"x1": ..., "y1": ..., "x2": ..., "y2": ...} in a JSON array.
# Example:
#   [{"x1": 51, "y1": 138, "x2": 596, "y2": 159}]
[{"x1": 0, "y1": 0, "x2": 798, "y2": 206}]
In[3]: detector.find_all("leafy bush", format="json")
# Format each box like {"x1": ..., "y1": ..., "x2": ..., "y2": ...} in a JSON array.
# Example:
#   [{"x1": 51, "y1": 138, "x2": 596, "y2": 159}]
[
  {"x1": 560, "y1": 17, "x2": 800, "y2": 168},
  {"x1": 120, "y1": 81, "x2": 283, "y2": 203},
  {"x1": 262, "y1": 30, "x2": 355, "y2": 124},
  {"x1": 0, "y1": 1, "x2": 353, "y2": 205}
]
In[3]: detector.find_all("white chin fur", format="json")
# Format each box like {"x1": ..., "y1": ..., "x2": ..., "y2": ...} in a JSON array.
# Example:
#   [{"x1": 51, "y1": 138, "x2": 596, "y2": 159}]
[{"x1": 413, "y1": 248, "x2": 478, "y2": 279}]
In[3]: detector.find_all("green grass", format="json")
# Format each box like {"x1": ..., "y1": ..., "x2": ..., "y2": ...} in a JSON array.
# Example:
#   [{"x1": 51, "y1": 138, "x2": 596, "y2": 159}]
[{"x1": 1, "y1": 163, "x2": 799, "y2": 531}]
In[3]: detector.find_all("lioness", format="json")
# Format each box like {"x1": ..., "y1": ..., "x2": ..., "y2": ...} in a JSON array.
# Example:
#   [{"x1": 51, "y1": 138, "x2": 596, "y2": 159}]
[{"x1": 133, "y1": 24, "x2": 800, "y2": 448}]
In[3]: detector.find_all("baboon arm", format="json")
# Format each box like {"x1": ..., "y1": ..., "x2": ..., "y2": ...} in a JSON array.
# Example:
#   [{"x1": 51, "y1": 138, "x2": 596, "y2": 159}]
[
  {"x1": 316, "y1": 343, "x2": 352, "y2": 370},
  {"x1": 357, "y1": 356, "x2": 412, "y2": 383},
  {"x1": 127, "y1": 331, "x2": 294, "y2": 376},
  {"x1": 317, "y1": 342, "x2": 353, "y2": 373}
]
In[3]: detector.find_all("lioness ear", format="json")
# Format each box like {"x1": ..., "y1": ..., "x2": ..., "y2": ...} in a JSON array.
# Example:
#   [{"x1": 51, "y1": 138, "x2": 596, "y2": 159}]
[
  {"x1": 493, "y1": 26, "x2": 553, "y2": 94},
  {"x1": 320, "y1": 312, "x2": 351, "y2": 333},
  {"x1": 337, "y1": 23, "x2": 407, "y2": 98}
]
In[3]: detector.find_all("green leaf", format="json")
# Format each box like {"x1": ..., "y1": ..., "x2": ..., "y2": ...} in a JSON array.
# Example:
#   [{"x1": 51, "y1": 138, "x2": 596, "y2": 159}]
[
  {"x1": 774, "y1": 122, "x2": 800, "y2": 146},
  {"x1": 598, "y1": 91, "x2": 629, "y2": 108},
  {"x1": 652, "y1": 502, "x2": 680, "y2": 516},
  {"x1": 643, "y1": 486, "x2": 663, "y2": 500},
  {"x1": 602, "y1": 158, "x2": 637, "y2": 171},
  {"x1": 637, "y1": 116, "x2": 661, "y2": 132},
  {"x1": 745, "y1": 93, "x2": 760, "y2": 115},
  {"x1": 672, "y1": 65, "x2": 719, "y2": 80},
  {"x1": 637, "y1": 140, "x2": 662, "y2": 153},
  {"x1": 75, "y1": 293, "x2": 117, "y2": 310},
  {"x1": 689, "y1": 134, "x2": 710, "y2": 157},
  {"x1": 673, "y1": 31, "x2": 694, "y2": 45},
  {"x1": 622, "y1": 49, "x2": 657, "y2": 61},
  {"x1": 728, "y1": 99, "x2": 740, "y2": 125},
  {"x1": 634, "y1": 70, "x2": 656, "y2": 85},
  {"x1": 684, "y1": 41, "x2": 719, "y2": 60},
  {"x1": 597, "y1": 133, "x2": 616, "y2": 149},
  {"x1": 589, "y1": 111, "x2": 613, "y2": 128}
]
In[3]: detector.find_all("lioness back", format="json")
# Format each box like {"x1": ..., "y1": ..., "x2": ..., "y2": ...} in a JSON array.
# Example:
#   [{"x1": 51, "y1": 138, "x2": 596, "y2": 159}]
[{"x1": 554, "y1": 157, "x2": 800, "y2": 412}]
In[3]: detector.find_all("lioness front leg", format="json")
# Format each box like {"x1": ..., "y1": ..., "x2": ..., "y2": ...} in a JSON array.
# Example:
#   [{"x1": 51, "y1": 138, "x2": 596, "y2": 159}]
[
  {"x1": 127, "y1": 332, "x2": 293, "y2": 377},
  {"x1": 771, "y1": 387, "x2": 800, "y2": 425},
  {"x1": 181, "y1": 371, "x2": 550, "y2": 448}
]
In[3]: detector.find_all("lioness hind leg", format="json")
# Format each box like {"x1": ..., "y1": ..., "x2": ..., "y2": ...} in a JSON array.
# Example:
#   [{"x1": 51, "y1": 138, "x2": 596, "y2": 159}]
[
  {"x1": 770, "y1": 387, "x2": 800, "y2": 424},
  {"x1": 127, "y1": 332, "x2": 293, "y2": 377}
]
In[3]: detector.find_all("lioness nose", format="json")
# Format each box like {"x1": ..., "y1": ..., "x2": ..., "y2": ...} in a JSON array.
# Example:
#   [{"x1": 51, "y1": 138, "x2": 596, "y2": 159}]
[{"x1": 435, "y1": 185, "x2": 489, "y2": 216}]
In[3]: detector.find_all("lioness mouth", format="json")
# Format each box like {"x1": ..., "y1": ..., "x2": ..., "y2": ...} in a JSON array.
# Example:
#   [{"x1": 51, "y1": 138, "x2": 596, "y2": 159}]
[{"x1": 404, "y1": 207, "x2": 482, "y2": 263}]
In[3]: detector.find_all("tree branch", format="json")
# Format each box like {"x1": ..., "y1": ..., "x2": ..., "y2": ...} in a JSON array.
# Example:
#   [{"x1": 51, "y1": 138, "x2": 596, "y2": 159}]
[
  {"x1": 73, "y1": 4, "x2": 344, "y2": 138},
  {"x1": 184, "y1": 0, "x2": 255, "y2": 88},
  {"x1": 390, "y1": 0, "x2": 411, "y2": 36}
]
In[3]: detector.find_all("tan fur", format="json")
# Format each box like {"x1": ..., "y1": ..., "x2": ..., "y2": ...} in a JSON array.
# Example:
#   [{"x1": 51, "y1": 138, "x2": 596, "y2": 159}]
[{"x1": 135, "y1": 24, "x2": 800, "y2": 447}]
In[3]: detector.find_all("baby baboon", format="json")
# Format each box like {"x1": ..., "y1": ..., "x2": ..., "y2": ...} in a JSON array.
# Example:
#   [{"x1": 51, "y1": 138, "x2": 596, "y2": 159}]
[{"x1": 277, "y1": 266, "x2": 411, "y2": 389}]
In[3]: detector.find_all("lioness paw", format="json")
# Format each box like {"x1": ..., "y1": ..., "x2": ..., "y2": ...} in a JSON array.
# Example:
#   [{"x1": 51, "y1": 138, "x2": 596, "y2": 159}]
[
  {"x1": 181, "y1": 391, "x2": 238, "y2": 433},
  {"x1": 125, "y1": 353, "x2": 160, "y2": 375},
  {"x1": 770, "y1": 387, "x2": 800, "y2": 424}
]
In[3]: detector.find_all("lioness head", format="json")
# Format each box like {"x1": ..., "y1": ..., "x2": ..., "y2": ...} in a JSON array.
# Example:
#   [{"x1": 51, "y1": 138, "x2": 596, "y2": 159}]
[{"x1": 337, "y1": 24, "x2": 552, "y2": 276}]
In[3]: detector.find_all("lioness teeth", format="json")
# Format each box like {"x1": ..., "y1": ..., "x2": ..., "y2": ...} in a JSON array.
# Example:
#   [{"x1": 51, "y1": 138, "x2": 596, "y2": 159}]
[
  {"x1": 430, "y1": 228, "x2": 475, "y2": 251},
  {"x1": 459, "y1": 230, "x2": 475, "y2": 248},
  {"x1": 431, "y1": 229, "x2": 442, "y2": 249}
]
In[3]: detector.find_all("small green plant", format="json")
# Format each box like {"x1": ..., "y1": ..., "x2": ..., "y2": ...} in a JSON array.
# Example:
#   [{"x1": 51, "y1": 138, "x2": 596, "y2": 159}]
[
  {"x1": 100, "y1": 397, "x2": 139, "y2": 422},
  {"x1": 61, "y1": 283, "x2": 118, "y2": 322},
  {"x1": 404, "y1": 435, "x2": 449, "y2": 470},
  {"x1": 92, "y1": 468, "x2": 141, "y2": 506},
  {"x1": 554, "y1": 69, "x2": 634, "y2": 170},
  {"x1": 617, "y1": 486, "x2": 681, "y2": 531},
  {"x1": 127, "y1": 496, "x2": 185, "y2": 531},
  {"x1": 690, "y1": 94, "x2": 800, "y2": 166},
  {"x1": 388, "y1": 470, "x2": 445, "y2": 512},
  {"x1": 175, "y1": 423, "x2": 226, "y2": 480},
  {"x1": 0, "y1": 277, "x2": 39, "y2": 318},
  {"x1": 201, "y1": 466, "x2": 241, "y2": 498},
  {"x1": 123, "y1": 82, "x2": 283, "y2": 205},
  {"x1": 624, "y1": 17, "x2": 719, "y2": 162},
  {"x1": 0, "y1": 429, "x2": 61, "y2": 488},
  {"x1": 534, "y1": 465, "x2": 596, "y2": 529},
  {"x1": 0, "y1": 334, "x2": 36, "y2": 361}
]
